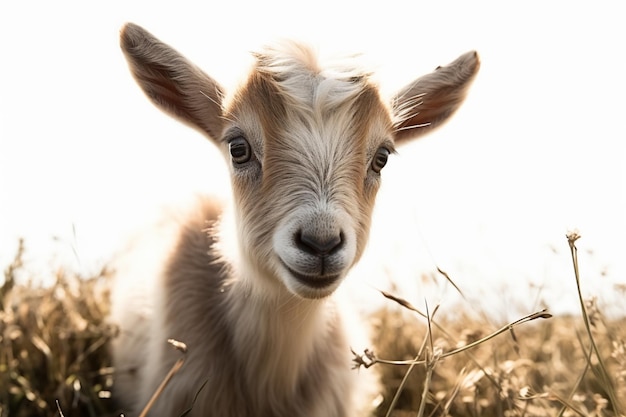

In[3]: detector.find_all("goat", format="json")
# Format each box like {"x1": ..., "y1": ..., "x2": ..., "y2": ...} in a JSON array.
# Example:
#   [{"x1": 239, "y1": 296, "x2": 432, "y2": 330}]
[{"x1": 111, "y1": 22, "x2": 479, "y2": 417}]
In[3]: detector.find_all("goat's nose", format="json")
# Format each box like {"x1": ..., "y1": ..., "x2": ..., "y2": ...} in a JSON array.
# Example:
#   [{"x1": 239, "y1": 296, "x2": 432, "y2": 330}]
[{"x1": 296, "y1": 231, "x2": 344, "y2": 256}]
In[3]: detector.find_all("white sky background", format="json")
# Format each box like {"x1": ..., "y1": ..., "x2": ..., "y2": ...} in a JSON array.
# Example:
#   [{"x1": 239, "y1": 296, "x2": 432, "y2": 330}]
[{"x1": 1, "y1": 1, "x2": 624, "y2": 318}]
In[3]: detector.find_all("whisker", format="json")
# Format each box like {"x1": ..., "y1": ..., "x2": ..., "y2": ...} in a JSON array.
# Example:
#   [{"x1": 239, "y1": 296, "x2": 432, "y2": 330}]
[{"x1": 394, "y1": 122, "x2": 431, "y2": 132}]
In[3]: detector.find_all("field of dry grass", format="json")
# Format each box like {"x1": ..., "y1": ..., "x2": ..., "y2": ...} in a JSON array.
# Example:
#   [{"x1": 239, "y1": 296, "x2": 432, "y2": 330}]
[{"x1": 1, "y1": 233, "x2": 624, "y2": 417}]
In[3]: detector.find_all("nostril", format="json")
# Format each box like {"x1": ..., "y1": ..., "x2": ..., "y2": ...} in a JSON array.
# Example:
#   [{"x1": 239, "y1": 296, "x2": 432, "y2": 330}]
[{"x1": 296, "y1": 231, "x2": 344, "y2": 256}]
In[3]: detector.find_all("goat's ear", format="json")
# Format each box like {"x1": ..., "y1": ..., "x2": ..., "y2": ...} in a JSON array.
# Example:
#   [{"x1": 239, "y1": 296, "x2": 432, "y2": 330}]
[
  {"x1": 392, "y1": 51, "x2": 480, "y2": 144},
  {"x1": 120, "y1": 23, "x2": 225, "y2": 141}
]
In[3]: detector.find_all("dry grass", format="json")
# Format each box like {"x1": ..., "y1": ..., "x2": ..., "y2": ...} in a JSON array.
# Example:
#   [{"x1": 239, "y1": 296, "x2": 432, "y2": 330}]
[
  {"x1": 1, "y1": 234, "x2": 624, "y2": 416},
  {"x1": 0, "y1": 240, "x2": 117, "y2": 417},
  {"x1": 369, "y1": 301, "x2": 625, "y2": 416}
]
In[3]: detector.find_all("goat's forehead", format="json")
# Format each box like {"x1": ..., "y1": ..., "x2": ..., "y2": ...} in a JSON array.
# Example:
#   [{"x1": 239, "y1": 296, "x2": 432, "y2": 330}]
[
  {"x1": 254, "y1": 43, "x2": 370, "y2": 107},
  {"x1": 224, "y1": 42, "x2": 393, "y2": 145}
]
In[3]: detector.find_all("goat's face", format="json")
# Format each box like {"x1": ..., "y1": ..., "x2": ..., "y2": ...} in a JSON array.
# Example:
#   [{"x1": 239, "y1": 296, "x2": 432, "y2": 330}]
[
  {"x1": 223, "y1": 53, "x2": 395, "y2": 298},
  {"x1": 120, "y1": 23, "x2": 480, "y2": 299}
]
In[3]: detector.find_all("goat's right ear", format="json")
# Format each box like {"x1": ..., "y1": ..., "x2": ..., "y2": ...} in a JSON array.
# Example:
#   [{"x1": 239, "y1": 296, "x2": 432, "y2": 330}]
[{"x1": 120, "y1": 23, "x2": 225, "y2": 141}]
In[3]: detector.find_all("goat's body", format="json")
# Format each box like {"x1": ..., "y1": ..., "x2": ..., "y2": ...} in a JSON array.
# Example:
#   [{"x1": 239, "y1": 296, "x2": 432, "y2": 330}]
[
  {"x1": 112, "y1": 197, "x2": 370, "y2": 416},
  {"x1": 113, "y1": 23, "x2": 479, "y2": 417}
]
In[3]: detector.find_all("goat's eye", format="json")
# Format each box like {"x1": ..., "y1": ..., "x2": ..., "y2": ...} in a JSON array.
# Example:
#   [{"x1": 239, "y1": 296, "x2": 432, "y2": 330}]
[
  {"x1": 228, "y1": 136, "x2": 252, "y2": 164},
  {"x1": 371, "y1": 147, "x2": 390, "y2": 173}
]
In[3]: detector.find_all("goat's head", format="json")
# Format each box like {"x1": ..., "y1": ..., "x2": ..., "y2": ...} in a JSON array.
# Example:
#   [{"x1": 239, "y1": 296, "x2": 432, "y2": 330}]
[{"x1": 120, "y1": 23, "x2": 479, "y2": 299}]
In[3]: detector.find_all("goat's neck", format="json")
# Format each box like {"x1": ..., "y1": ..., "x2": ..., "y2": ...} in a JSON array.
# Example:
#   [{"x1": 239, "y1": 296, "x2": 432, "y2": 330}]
[{"x1": 231, "y1": 268, "x2": 337, "y2": 373}]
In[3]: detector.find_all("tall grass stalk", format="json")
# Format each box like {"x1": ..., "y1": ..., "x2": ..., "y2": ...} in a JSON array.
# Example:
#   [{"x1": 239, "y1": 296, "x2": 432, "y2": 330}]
[
  {"x1": 555, "y1": 333, "x2": 592, "y2": 417},
  {"x1": 415, "y1": 301, "x2": 437, "y2": 417},
  {"x1": 383, "y1": 327, "x2": 428, "y2": 417},
  {"x1": 137, "y1": 340, "x2": 187, "y2": 417},
  {"x1": 366, "y1": 309, "x2": 551, "y2": 368},
  {"x1": 567, "y1": 231, "x2": 621, "y2": 415}
]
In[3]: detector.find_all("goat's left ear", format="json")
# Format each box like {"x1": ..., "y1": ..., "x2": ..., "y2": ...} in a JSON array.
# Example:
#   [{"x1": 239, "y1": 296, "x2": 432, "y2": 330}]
[{"x1": 392, "y1": 51, "x2": 480, "y2": 144}]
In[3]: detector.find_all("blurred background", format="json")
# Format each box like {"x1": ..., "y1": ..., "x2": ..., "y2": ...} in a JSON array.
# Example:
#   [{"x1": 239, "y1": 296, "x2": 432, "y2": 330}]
[{"x1": 1, "y1": 1, "x2": 624, "y2": 318}]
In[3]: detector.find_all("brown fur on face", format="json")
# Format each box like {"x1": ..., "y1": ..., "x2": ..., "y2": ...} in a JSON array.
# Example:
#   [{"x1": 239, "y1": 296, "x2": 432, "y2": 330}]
[
  {"x1": 113, "y1": 23, "x2": 479, "y2": 417},
  {"x1": 223, "y1": 53, "x2": 395, "y2": 294}
]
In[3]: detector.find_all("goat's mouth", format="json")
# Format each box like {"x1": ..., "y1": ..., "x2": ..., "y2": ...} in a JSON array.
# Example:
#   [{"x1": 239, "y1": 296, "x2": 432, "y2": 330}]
[{"x1": 281, "y1": 262, "x2": 342, "y2": 293}]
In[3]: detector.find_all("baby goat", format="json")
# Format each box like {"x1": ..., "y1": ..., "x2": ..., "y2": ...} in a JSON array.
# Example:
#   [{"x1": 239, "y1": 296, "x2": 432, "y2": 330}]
[{"x1": 112, "y1": 22, "x2": 479, "y2": 417}]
